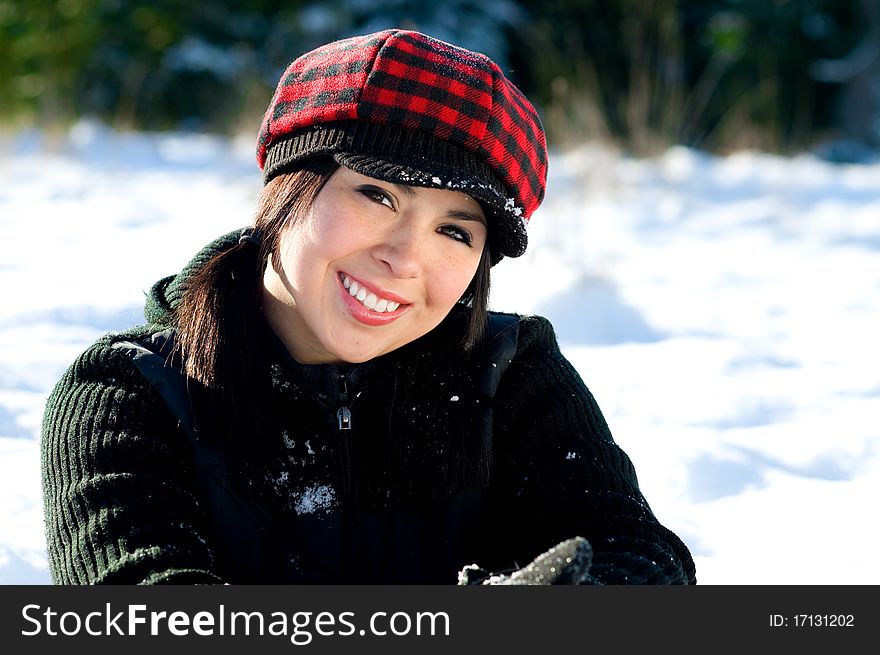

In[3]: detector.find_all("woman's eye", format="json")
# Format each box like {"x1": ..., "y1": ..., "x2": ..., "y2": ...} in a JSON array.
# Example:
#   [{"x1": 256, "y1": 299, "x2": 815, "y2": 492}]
[
  {"x1": 439, "y1": 225, "x2": 473, "y2": 246},
  {"x1": 358, "y1": 186, "x2": 395, "y2": 209}
]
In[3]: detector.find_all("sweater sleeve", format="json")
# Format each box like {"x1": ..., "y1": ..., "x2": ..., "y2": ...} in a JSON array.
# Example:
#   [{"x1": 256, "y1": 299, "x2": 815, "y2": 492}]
[
  {"x1": 491, "y1": 315, "x2": 696, "y2": 584},
  {"x1": 40, "y1": 334, "x2": 224, "y2": 584}
]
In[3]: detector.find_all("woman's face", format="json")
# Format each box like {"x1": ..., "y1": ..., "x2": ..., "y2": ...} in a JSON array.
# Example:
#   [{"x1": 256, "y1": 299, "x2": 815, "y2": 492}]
[{"x1": 262, "y1": 166, "x2": 488, "y2": 364}]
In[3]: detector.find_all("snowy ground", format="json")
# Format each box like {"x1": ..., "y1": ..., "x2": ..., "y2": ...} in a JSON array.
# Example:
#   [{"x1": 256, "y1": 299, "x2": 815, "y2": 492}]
[{"x1": 1, "y1": 121, "x2": 878, "y2": 584}]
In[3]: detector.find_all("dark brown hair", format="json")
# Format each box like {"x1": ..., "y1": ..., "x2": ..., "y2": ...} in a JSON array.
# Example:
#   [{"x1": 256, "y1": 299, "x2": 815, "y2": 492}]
[{"x1": 174, "y1": 157, "x2": 492, "y2": 440}]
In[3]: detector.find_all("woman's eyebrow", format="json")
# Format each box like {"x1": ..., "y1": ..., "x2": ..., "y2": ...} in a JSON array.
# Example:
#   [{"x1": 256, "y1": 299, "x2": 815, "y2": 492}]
[
  {"x1": 390, "y1": 182, "x2": 486, "y2": 224},
  {"x1": 392, "y1": 183, "x2": 417, "y2": 197},
  {"x1": 446, "y1": 209, "x2": 487, "y2": 225}
]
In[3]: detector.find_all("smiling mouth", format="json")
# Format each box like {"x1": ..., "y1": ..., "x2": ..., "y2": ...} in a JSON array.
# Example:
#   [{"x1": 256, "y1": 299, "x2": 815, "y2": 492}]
[{"x1": 340, "y1": 274, "x2": 404, "y2": 313}]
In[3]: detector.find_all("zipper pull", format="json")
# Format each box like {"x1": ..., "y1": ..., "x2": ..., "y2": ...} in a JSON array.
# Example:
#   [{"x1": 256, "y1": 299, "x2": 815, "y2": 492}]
[
  {"x1": 337, "y1": 406, "x2": 352, "y2": 430},
  {"x1": 336, "y1": 373, "x2": 352, "y2": 431}
]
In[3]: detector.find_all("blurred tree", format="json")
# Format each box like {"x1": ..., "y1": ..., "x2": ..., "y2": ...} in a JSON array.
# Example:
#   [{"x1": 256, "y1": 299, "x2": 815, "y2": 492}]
[
  {"x1": 0, "y1": 0, "x2": 105, "y2": 123},
  {"x1": 680, "y1": 0, "x2": 868, "y2": 152},
  {"x1": 0, "y1": 0, "x2": 875, "y2": 154},
  {"x1": 73, "y1": 0, "x2": 314, "y2": 131},
  {"x1": 0, "y1": 0, "x2": 316, "y2": 131},
  {"x1": 0, "y1": 0, "x2": 522, "y2": 131},
  {"x1": 505, "y1": 0, "x2": 703, "y2": 152},
  {"x1": 505, "y1": 0, "x2": 873, "y2": 153},
  {"x1": 807, "y1": 0, "x2": 880, "y2": 149}
]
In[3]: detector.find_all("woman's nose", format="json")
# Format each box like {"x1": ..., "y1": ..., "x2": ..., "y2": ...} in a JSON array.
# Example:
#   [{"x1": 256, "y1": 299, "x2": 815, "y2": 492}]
[{"x1": 373, "y1": 223, "x2": 425, "y2": 278}]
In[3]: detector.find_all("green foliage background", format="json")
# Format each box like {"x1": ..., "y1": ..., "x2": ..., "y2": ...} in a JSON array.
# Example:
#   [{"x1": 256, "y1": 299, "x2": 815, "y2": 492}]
[{"x1": 0, "y1": 0, "x2": 874, "y2": 153}]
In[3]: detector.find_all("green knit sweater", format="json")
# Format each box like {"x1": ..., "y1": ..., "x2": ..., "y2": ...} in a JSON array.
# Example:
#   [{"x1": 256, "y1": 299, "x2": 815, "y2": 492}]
[{"x1": 40, "y1": 231, "x2": 696, "y2": 585}]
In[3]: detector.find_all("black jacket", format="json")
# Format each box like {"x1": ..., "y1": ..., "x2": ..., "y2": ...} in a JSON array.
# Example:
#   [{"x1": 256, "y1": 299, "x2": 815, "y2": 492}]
[{"x1": 41, "y1": 231, "x2": 696, "y2": 584}]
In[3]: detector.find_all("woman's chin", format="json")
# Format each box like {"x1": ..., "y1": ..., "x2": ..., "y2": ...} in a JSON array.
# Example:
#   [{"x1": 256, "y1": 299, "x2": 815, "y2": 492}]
[{"x1": 324, "y1": 340, "x2": 393, "y2": 365}]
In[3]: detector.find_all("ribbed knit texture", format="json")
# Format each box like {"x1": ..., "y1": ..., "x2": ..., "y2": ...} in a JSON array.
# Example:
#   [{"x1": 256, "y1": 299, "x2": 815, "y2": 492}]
[
  {"x1": 493, "y1": 316, "x2": 695, "y2": 584},
  {"x1": 41, "y1": 232, "x2": 696, "y2": 585},
  {"x1": 41, "y1": 326, "x2": 223, "y2": 584}
]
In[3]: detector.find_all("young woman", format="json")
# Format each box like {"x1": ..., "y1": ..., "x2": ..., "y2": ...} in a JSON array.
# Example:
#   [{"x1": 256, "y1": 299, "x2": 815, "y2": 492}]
[{"x1": 41, "y1": 29, "x2": 696, "y2": 585}]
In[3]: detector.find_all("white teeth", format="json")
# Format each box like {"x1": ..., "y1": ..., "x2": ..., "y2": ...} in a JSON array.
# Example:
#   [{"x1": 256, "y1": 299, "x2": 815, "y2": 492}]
[{"x1": 341, "y1": 274, "x2": 402, "y2": 313}]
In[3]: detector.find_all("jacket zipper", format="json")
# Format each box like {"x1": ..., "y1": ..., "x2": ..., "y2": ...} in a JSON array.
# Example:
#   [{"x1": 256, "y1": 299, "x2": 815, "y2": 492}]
[
  {"x1": 336, "y1": 372, "x2": 353, "y2": 483},
  {"x1": 337, "y1": 406, "x2": 352, "y2": 430},
  {"x1": 336, "y1": 373, "x2": 359, "y2": 579}
]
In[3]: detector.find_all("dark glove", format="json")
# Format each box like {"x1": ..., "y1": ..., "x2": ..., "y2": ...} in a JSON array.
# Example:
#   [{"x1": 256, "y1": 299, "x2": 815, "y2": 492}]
[{"x1": 457, "y1": 537, "x2": 593, "y2": 585}]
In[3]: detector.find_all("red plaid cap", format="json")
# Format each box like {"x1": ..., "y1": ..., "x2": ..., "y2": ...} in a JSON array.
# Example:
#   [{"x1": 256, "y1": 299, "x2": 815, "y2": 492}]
[{"x1": 256, "y1": 29, "x2": 548, "y2": 260}]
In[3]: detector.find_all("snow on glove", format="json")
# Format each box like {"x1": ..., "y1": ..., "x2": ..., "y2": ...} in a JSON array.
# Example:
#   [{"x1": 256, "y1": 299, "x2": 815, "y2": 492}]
[{"x1": 457, "y1": 537, "x2": 593, "y2": 585}]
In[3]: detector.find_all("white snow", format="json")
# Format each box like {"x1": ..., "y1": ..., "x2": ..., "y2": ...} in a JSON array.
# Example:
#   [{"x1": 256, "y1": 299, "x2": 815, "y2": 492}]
[
  {"x1": 1, "y1": 120, "x2": 877, "y2": 584},
  {"x1": 294, "y1": 484, "x2": 336, "y2": 515}
]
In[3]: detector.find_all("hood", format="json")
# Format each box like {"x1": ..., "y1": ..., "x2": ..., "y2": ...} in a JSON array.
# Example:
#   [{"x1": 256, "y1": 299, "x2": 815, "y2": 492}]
[{"x1": 144, "y1": 229, "x2": 243, "y2": 326}]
